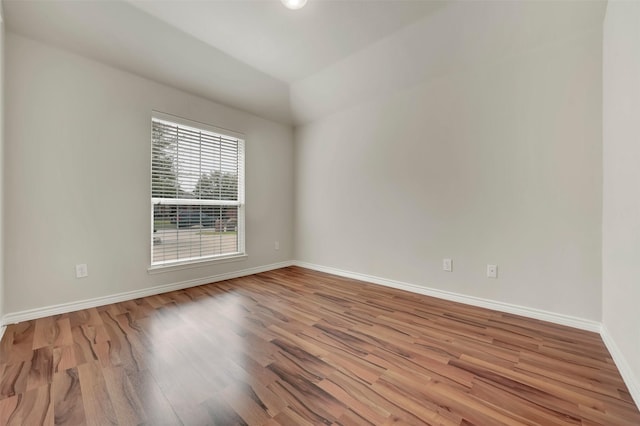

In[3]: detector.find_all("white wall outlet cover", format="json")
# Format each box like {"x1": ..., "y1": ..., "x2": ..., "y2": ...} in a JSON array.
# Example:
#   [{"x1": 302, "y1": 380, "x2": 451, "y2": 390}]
[
  {"x1": 75, "y1": 264, "x2": 88, "y2": 278},
  {"x1": 443, "y1": 258, "x2": 452, "y2": 272},
  {"x1": 487, "y1": 264, "x2": 498, "y2": 278}
]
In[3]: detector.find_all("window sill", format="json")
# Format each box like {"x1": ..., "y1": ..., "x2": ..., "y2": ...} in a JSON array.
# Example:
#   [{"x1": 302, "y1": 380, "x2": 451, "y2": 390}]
[{"x1": 147, "y1": 253, "x2": 248, "y2": 274}]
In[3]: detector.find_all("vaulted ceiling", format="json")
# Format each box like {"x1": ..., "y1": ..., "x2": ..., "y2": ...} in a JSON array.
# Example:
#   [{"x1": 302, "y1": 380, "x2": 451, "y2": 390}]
[
  {"x1": 2, "y1": 0, "x2": 444, "y2": 124},
  {"x1": 128, "y1": 0, "x2": 445, "y2": 84},
  {"x1": 2, "y1": 0, "x2": 606, "y2": 125}
]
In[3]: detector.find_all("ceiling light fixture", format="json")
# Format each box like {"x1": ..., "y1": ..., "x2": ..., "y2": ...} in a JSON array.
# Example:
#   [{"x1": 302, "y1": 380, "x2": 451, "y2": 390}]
[{"x1": 281, "y1": 0, "x2": 307, "y2": 10}]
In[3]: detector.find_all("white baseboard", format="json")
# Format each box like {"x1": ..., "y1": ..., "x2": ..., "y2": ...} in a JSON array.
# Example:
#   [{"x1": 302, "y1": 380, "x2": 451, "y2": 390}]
[
  {"x1": 293, "y1": 261, "x2": 602, "y2": 333},
  {"x1": 2, "y1": 261, "x2": 293, "y2": 325},
  {"x1": 601, "y1": 325, "x2": 640, "y2": 409}
]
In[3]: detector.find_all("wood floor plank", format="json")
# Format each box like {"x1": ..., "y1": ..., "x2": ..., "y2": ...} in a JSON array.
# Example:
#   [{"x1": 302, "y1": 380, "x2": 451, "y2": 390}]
[
  {"x1": 52, "y1": 367, "x2": 86, "y2": 425},
  {"x1": 52, "y1": 345, "x2": 77, "y2": 374},
  {"x1": 77, "y1": 362, "x2": 118, "y2": 426},
  {"x1": 102, "y1": 366, "x2": 146, "y2": 426},
  {"x1": 124, "y1": 369, "x2": 182, "y2": 425},
  {"x1": 32, "y1": 317, "x2": 56, "y2": 350},
  {"x1": 4, "y1": 384, "x2": 54, "y2": 426},
  {"x1": 221, "y1": 384, "x2": 272, "y2": 425},
  {"x1": 0, "y1": 266, "x2": 638, "y2": 425},
  {"x1": 318, "y1": 377, "x2": 390, "y2": 426},
  {"x1": 26, "y1": 347, "x2": 54, "y2": 391},
  {"x1": 201, "y1": 395, "x2": 248, "y2": 426},
  {"x1": 98, "y1": 311, "x2": 144, "y2": 373},
  {"x1": 71, "y1": 325, "x2": 104, "y2": 366},
  {"x1": 1, "y1": 323, "x2": 35, "y2": 364},
  {"x1": 469, "y1": 377, "x2": 582, "y2": 426},
  {"x1": 68, "y1": 308, "x2": 104, "y2": 329},
  {"x1": 0, "y1": 361, "x2": 30, "y2": 399},
  {"x1": 0, "y1": 395, "x2": 19, "y2": 426}
]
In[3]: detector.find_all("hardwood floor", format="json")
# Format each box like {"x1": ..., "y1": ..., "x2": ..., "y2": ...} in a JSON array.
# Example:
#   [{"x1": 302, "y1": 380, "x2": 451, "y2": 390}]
[{"x1": 0, "y1": 266, "x2": 638, "y2": 425}]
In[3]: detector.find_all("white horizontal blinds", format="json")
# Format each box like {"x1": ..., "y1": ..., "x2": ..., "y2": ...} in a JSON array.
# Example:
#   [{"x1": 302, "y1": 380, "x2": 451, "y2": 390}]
[
  {"x1": 151, "y1": 121, "x2": 179, "y2": 199},
  {"x1": 151, "y1": 116, "x2": 243, "y2": 265}
]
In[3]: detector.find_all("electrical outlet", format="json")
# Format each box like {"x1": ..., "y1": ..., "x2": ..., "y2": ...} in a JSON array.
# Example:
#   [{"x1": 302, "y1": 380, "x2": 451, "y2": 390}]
[
  {"x1": 75, "y1": 264, "x2": 88, "y2": 278},
  {"x1": 274, "y1": 240, "x2": 280, "y2": 250},
  {"x1": 487, "y1": 264, "x2": 497, "y2": 278},
  {"x1": 443, "y1": 258, "x2": 452, "y2": 272}
]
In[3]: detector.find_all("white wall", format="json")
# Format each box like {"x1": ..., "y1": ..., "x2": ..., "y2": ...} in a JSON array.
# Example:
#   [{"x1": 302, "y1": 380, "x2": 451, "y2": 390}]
[
  {"x1": 295, "y1": 4, "x2": 603, "y2": 321},
  {"x1": 602, "y1": 0, "x2": 640, "y2": 405},
  {"x1": 0, "y1": 6, "x2": 5, "y2": 323},
  {"x1": 4, "y1": 33, "x2": 294, "y2": 314}
]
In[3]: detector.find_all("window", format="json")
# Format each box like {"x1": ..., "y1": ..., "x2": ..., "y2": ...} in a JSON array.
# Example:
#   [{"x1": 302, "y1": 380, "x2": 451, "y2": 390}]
[{"x1": 151, "y1": 113, "x2": 245, "y2": 266}]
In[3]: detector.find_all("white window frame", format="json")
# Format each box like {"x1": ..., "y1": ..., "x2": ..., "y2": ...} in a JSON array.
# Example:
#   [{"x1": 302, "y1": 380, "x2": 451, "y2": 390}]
[{"x1": 149, "y1": 111, "x2": 246, "y2": 270}]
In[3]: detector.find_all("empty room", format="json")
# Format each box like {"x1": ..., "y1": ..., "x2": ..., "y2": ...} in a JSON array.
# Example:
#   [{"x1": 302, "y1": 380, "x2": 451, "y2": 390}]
[{"x1": 0, "y1": 0, "x2": 639, "y2": 424}]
